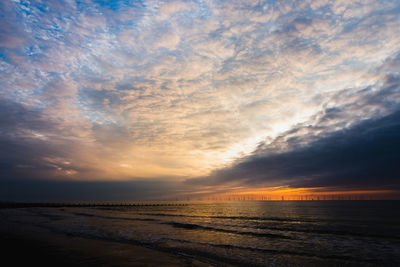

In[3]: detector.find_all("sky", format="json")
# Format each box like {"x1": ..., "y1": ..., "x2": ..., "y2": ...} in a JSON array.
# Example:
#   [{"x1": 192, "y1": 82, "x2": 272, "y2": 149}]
[{"x1": 1, "y1": 0, "x2": 400, "y2": 201}]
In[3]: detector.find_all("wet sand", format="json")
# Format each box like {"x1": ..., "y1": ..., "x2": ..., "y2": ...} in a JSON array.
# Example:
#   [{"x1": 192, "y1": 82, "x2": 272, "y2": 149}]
[{"x1": 0, "y1": 214, "x2": 210, "y2": 267}]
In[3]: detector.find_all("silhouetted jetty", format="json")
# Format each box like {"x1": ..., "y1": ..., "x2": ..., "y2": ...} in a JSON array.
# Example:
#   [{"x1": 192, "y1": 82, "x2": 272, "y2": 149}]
[{"x1": 0, "y1": 202, "x2": 188, "y2": 209}]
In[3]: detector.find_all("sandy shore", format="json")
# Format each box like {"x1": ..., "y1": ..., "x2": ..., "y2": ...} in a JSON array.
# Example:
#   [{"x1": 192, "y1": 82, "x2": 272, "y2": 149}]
[{"x1": 0, "y1": 212, "x2": 210, "y2": 267}]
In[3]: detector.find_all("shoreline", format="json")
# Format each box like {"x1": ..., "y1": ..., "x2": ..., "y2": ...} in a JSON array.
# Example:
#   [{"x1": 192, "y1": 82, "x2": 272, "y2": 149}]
[{"x1": 0, "y1": 215, "x2": 210, "y2": 267}]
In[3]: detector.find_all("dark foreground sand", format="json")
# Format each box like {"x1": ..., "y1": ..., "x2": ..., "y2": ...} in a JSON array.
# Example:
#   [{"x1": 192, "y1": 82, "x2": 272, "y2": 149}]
[{"x1": 0, "y1": 213, "x2": 211, "y2": 267}]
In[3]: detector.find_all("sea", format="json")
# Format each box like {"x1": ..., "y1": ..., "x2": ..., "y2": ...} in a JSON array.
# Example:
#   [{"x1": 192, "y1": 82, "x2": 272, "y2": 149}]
[{"x1": 2, "y1": 201, "x2": 400, "y2": 266}]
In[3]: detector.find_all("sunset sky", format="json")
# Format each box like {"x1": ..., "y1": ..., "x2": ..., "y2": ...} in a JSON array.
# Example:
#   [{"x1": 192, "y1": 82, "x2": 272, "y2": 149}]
[{"x1": 1, "y1": 0, "x2": 400, "y2": 201}]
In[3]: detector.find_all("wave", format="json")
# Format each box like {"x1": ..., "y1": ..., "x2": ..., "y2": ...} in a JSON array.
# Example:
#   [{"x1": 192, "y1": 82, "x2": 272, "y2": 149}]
[
  {"x1": 164, "y1": 237, "x2": 384, "y2": 264},
  {"x1": 251, "y1": 224, "x2": 400, "y2": 240},
  {"x1": 163, "y1": 221, "x2": 293, "y2": 239},
  {"x1": 139, "y1": 212, "x2": 318, "y2": 223},
  {"x1": 72, "y1": 211, "x2": 400, "y2": 240},
  {"x1": 140, "y1": 213, "x2": 400, "y2": 240},
  {"x1": 72, "y1": 212, "x2": 158, "y2": 222},
  {"x1": 72, "y1": 212, "x2": 292, "y2": 239}
]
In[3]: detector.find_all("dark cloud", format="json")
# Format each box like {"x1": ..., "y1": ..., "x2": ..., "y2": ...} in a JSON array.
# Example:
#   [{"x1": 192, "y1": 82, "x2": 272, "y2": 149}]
[
  {"x1": 0, "y1": 98, "x2": 48, "y2": 132},
  {"x1": 0, "y1": 99, "x2": 87, "y2": 181},
  {"x1": 188, "y1": 109, "x2": 400, "y2": 190},
  {"x1": 0, "y1": 179, "x2": 186, "y2": 202},
  {"x1": 0, "y1": 100, "x2": 52, "y2": 173}
]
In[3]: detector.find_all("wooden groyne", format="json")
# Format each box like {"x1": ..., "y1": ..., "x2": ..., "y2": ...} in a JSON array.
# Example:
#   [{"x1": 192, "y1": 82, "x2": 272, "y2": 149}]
[{"x1": 0, "y1": 202, "x2": 188, "y2": 209}]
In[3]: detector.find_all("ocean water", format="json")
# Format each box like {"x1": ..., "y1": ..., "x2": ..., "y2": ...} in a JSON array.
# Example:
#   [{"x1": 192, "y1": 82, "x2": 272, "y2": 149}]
[{"x1": 4, "y1": 201, "x2": 400, "y2": 266}]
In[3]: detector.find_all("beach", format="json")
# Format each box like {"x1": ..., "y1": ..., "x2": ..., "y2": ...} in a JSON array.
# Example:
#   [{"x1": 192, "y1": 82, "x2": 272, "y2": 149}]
[{"x1": 0, "y1": 208, "x2": 211, "y2": 267}]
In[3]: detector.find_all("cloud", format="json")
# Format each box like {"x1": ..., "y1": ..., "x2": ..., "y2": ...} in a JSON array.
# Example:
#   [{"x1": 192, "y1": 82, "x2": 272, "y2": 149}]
[
  {"x1": 1, "y1": 0, "x2": 400, "y2": 198},
  {"x1": 187, "y1": 64, "x2": 400, "y2": 189}
]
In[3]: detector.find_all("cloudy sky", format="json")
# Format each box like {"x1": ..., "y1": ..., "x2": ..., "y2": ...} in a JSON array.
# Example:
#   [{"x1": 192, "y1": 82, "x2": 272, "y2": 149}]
[{"x1": 1, "y1": 0, "x2": 400, "y2": 201}]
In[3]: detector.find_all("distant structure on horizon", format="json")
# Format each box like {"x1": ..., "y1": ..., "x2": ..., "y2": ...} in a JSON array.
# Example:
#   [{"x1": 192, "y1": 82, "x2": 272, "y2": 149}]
[{"x1": 187, "y1": 193, "x2": 398, "y2": 201}]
